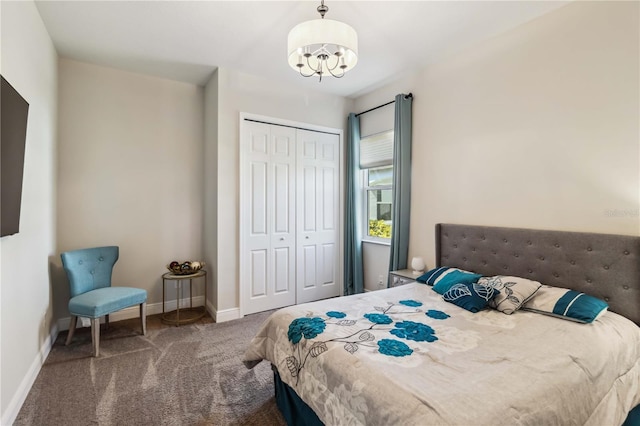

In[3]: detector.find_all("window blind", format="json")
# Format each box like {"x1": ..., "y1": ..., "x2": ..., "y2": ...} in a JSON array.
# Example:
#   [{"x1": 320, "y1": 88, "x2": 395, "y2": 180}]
[{"x1": 359, "y1": 130, "x2": 394, "y2": 169}]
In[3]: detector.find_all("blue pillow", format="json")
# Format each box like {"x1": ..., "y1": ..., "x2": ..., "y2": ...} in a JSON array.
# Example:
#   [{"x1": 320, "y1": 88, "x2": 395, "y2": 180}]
[
  {"x1": 442, "y1": 282, "x2": 500, "y2": 313},
  {"x1": 432, "y1": 270, "x2": 482, "y2": 295},
  {"x1": 522, "y1": 286, "x2": 608, "y2": 323},
  {"x1": 416, "y1": 267, "x2": 452, "y2": 284},
  {"x1": 417, "y1": 267, "x2": 481, "y2": 289}
]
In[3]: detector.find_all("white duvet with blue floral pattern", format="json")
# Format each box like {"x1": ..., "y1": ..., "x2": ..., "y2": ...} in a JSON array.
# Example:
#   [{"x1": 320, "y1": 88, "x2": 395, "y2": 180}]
[{"x1": 244, "y1": 283, "x2": 640, "y2": 425}]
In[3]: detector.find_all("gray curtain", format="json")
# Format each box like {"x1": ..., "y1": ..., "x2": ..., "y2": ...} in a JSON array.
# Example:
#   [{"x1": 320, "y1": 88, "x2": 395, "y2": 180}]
[
  {"x1": 344, "y1": 113, "x2": 364, "y2": 295},
  {"x1": 388, "y1": 93, "x2": 413, "y2": 283}
]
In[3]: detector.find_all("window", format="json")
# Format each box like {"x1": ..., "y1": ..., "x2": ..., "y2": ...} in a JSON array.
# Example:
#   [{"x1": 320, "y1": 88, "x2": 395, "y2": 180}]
[
  {"x1": 359, "y1": 129, "x2": 394, "y2": 242},
  {"x1": 365, "y1": 165, "x2": 393, "y2": 239}
]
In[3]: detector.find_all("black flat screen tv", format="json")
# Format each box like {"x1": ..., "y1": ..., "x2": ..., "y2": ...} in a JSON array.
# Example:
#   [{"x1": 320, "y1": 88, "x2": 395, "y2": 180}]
[{"x1": 1, "y1": 75, "x2": 30, "y2": 237}]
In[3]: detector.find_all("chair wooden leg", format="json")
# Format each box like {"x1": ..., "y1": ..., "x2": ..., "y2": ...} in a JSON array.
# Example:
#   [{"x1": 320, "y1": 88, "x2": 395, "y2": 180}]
[
  {"x1": 66, "y1": 315, "x2": 77, "y2": 345},
  {"x1": 91, "y1": 318, "x2": 100, "y2": 357},
  {"x1": 140, "y1": 302, "x2": 147, "y2": 336},
  {"x1": 105, "y1": 314, "x2": 109, "y2": 331}
]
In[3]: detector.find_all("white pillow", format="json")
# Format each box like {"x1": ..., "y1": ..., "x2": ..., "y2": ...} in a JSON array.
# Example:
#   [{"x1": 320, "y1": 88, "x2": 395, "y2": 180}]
[{"x1": 477, "y1": 275, "x2": 542, "y2": 314}]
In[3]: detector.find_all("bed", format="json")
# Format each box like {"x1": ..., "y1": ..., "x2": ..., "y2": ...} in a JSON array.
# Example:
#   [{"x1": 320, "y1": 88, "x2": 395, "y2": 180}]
[{"x1": 244, "y1": 224, "x2": 640, "y2": 425}]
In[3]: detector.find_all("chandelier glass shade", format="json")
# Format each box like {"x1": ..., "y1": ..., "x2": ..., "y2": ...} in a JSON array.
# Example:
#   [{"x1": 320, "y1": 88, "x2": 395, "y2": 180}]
[{"x1": 287, "y1": 2, "x2": 358, "y2": 81}]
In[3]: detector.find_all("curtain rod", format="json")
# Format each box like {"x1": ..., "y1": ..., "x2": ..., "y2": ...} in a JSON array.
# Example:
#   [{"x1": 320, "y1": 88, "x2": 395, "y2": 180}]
[
  {"x1": 355, "y1": 100, "x2": 394, "y2": 117},
  {"x1": 355, "y1": 93, "x2": 413, "y2": 117}
]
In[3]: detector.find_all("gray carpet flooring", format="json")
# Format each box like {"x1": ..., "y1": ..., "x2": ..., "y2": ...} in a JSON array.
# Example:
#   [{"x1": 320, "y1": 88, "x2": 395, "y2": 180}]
[{"x1": 15, "y1": 311, "x2": 286, "y2": 426}]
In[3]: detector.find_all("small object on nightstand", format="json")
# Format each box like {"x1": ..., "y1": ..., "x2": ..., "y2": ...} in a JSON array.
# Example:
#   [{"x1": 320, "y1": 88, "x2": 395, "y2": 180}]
[
  {"x1": 411, "y1": 257, "x2": 426, "y2": 275},
  {"x1": 166, "y1": 260, "x2": 205, "y2": 275},
  {"x1": 389, "y1": 269, "x2": 418, "y2": 287}
]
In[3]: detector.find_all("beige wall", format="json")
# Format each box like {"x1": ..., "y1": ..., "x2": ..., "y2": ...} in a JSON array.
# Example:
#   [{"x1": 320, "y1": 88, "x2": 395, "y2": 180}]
[
  {"x1": 204, "y1": 68, "x2": 353, "y2": 316},
  {"x1": 0, "y1": 1, "x2": 58, "y2": 423},
  {"x1": 354, "y1": 1, "x2": 640, "y2": 272},
  {"x1": 362, "y1": 243, "x2": 391, "y2": 291},
  {"x1": 55, "y1": 59, "x2": 205, "y2": 319},
  {"x1": 203, "y1": 69, "x2": 219, "y2": 310}
]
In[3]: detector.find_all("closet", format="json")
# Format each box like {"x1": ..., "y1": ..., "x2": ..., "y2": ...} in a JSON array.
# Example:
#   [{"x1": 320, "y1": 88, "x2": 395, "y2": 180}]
[{"x1": 240, "y1": 116, "x2": 341, "y2": 315}]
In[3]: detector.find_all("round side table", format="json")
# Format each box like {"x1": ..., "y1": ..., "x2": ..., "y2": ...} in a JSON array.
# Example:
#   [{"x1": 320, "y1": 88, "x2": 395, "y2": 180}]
[{"x1": 161, "y1": 270, "x2": 207, "y2": 326}]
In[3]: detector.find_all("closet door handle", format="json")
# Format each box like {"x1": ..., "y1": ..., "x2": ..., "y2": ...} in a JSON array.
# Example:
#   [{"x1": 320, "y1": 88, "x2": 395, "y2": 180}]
[
  {"x1": 279, "y1": 237, "x2": 285, "y2": 241},
  {"x1": 305, "y1": 236, "x2": 309, "y2": 239}
]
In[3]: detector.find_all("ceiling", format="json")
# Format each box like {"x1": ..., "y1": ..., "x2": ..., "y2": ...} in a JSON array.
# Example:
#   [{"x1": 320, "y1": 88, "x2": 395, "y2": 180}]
[{"x1": 35, "y1": 1, "x2": 569, "y2": 98}]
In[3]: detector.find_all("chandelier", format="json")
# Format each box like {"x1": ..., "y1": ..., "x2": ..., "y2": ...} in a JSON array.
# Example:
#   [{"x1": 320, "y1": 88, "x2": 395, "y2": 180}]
[{"x1": 287, "y1": 0, "x2": 358, "y2": 82}]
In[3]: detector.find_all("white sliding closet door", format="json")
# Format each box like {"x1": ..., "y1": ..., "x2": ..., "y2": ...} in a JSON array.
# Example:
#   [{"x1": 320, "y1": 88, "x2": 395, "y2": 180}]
[
  {"x1": 242, "y1": 121, "x2": 297, "y2": 314},
  {"x1": 241, "y1": 117, "x2": 341, "y2": 315},
  {"x1": 296, "y1": 129, "x2": 340, "y2": 303}
]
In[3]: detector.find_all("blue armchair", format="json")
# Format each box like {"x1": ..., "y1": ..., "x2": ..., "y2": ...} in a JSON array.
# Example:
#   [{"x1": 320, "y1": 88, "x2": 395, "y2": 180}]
[{"x1": 61, "y1": 246, "x2": 147, "y2": 356}]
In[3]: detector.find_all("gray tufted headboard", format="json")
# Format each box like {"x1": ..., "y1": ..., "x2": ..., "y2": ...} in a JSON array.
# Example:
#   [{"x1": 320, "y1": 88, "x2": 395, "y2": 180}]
[{"x1": 435, "y1": 224, "x2": 640, "y2": 326}]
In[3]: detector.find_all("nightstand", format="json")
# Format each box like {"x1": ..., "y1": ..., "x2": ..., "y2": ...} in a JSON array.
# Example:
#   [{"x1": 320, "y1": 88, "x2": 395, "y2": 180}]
[
  {"x1": 389, "y1": 269, "x2": 420, "y2": 287},
  {"x1": 161, "y1": 270, "x2": 207, "y2": 326}
]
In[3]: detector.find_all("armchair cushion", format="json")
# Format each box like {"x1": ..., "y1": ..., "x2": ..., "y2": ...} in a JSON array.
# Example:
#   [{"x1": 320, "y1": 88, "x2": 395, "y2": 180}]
[{"x1": 69, "y1": 287, "x2": 147, "y2": 318}]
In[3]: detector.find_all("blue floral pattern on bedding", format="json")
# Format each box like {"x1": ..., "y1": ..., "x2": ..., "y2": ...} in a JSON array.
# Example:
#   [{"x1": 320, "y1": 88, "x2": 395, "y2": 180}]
[
  {"x1": 426, "y1": 310, "x2": 450, "y2": 320},
  {"x1": 390, "y1": 321, "x2": 438, "y2": 342},
  {"x1": 287, "y1": 317, "x2": 327, "y2": 344},
  {"x1": 399, "y1": 299, "x2": 423, "y2": 307},
  {"x1": 284, "y1": 299, "x2": 450, "y2": 383},
  {"x1": 364, "y1": 313, "x2": 393, "y2": 324},
  {"x1": 378, "y1": 339, "x2": 413, "y2": 357}
]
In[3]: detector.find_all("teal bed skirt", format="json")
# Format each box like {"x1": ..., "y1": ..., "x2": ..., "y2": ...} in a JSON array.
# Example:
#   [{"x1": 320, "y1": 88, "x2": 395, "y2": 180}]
[{"x1": 272, "y1": 365, "x2": 323, "y2": 426}]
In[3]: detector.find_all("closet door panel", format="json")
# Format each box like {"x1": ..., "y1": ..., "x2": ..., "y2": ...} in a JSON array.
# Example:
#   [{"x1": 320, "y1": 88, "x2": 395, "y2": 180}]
[
  {"x1": 269, "y1": 125, "x2": 296, "y2": 302},
  {"x1": 321, "y1": 243, "x2": 335, "y2": 285},
  {"x1": 274, "y1": 247, "x2": 290, "y2": 294},
  {"x1": 273, "y1": 163, "x2": 290, "y2": 234},
  {"x1": 249, "y1": 250, "x2": 267, "y2": 297},
  {"x1": 296, "y1": 129, "x2": 340, "y2": 303},
  {"x1": 302, "y1": 166, "x2": 317, "y2": 232},
  {"x1": 250, "y1": 162, "x2": 268, "y2": 236},
  {"x1": 322, "y1": 167, "x2": 335, "y2": 231},
  {"x1": 242, "y1": 121, "x2": 296, "y2": 314},
  {"x1": 303, "y1": 245, "x2": 317, "y2": 288}
]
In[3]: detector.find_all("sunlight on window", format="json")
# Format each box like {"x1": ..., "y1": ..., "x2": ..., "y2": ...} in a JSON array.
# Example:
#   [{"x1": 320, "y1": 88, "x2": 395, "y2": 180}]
[{"x1": 365, "y1": 166, "x2": 393, "y2": 239}]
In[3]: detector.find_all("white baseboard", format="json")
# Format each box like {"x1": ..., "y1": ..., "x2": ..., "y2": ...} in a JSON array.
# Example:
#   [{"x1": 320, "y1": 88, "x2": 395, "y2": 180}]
[
  {"x1": 57, "y1": 296, "x2": 206, "y2": 331},
  {"x1": 2, "y1": 322, "x2": 59, "y2": 426},
  {"x1": 207, "y1": 300, "x2": 241, "y2": 323}
]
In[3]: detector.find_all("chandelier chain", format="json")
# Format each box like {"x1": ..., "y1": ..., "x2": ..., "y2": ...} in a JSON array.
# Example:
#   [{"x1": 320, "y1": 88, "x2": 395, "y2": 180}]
[{"x1": 317, "y1": 0, "x2": 328, "y2": 19}]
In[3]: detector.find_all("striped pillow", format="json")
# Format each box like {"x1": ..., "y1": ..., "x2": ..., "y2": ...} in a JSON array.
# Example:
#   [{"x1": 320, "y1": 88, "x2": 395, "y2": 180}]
[
  {"x1": 522, "y1": 285, "x2": 608, "y2": 323},
  {"x1": 417, "y1": 267, "x2": 482, "y2": 295},
  {"x1": 416, "y1": 267, "x2": 455, "y2": 285}
]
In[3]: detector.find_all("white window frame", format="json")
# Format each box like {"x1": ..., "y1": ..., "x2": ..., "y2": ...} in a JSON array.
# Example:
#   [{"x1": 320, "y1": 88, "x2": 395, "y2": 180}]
[{"x1": 362, "y1": 167, "x2": 393, "y2": 245}]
